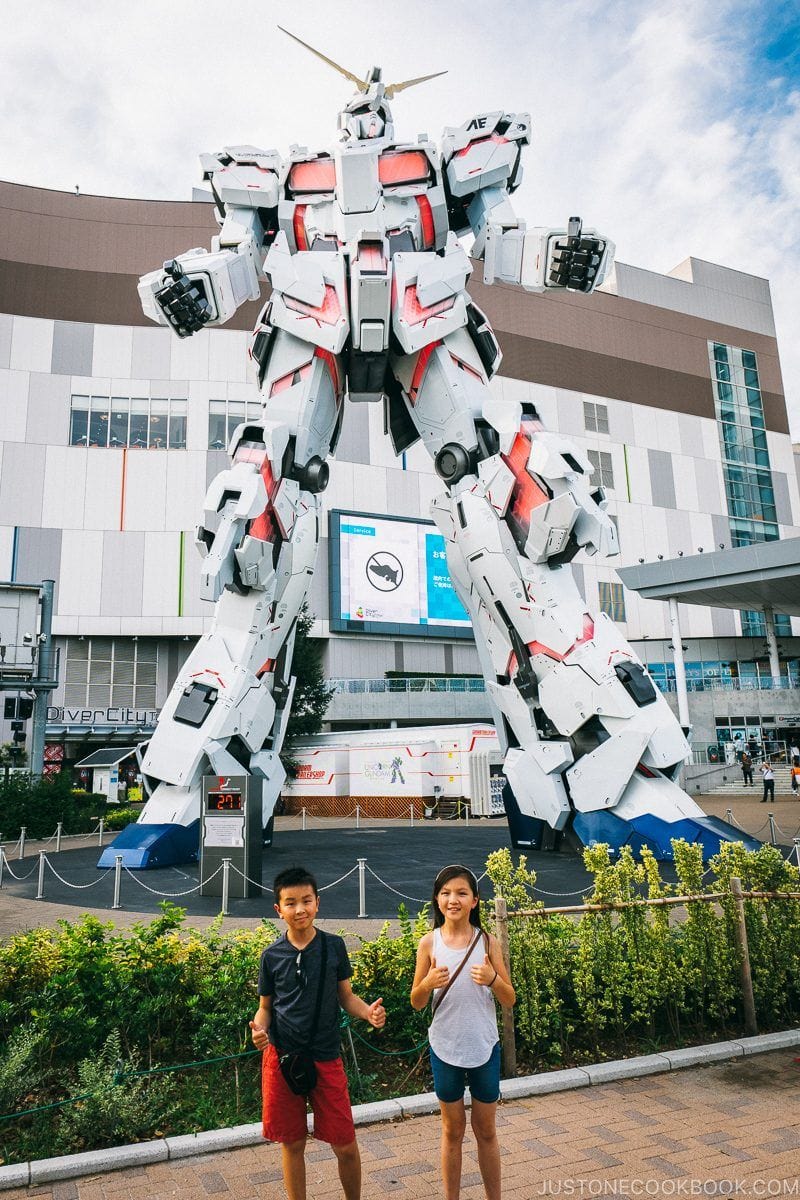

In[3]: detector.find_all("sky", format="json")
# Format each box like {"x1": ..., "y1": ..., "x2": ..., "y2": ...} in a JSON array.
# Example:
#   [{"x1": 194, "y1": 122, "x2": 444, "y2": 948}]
[{"x1": 2, "y1": 0, "x2": 799, "y2": 431}]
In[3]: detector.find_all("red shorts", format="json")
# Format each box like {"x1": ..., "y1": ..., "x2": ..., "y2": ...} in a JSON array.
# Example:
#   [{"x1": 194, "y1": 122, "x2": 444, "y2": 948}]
[{"x1": 261, "y1": 1044, "x2": 356, "y2": 1146}]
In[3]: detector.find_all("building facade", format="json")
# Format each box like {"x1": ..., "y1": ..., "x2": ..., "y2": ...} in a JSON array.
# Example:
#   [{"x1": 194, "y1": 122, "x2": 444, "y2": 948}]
[{"x1": 1, "y1": 179, "x2": 799, "y2": 770}]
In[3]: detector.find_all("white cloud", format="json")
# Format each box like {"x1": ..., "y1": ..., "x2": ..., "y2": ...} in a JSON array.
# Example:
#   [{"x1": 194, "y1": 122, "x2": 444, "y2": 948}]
[{"x1": 2, "y1": 0, "x2": 799, "y2": 429}]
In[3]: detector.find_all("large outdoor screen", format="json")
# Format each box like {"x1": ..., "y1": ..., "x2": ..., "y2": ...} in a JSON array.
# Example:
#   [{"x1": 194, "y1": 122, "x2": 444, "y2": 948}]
[{"x1": 329, "y1": 510, "x2": 473, "y2": 639}]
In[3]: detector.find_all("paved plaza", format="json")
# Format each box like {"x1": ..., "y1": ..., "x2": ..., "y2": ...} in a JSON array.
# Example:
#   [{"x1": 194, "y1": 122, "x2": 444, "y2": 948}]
[{"x1": 2, "y1": 1049, "x2": 799, "y2": 1198}]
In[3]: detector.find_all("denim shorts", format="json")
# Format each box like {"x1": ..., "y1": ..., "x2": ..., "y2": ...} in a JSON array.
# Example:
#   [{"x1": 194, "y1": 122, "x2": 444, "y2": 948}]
[{"x1": 430, "y1": 1041, "x2": 500, "y2": 1104}]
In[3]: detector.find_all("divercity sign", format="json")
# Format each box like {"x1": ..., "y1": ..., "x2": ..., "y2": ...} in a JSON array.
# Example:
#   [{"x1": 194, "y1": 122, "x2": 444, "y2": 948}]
[{"x1": 47, "y1": 706, "x2": 159, "y2": 726}]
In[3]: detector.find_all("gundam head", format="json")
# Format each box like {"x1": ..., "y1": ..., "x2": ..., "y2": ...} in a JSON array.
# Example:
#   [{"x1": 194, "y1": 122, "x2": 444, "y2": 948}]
[
  {"x1": 338, "y1": 71, "x2": 394, "y2": 142},
  {"x1": 278, "y1": 26, "x2": 445, "y2": 145}
]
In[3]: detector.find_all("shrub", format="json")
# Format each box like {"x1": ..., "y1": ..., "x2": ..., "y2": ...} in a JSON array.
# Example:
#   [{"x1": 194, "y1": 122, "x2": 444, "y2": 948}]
[
  {"x1": 102, "y1": 807, "x2": 141, "y2": 831},
  {"x1": 0, "y1": 773, "x2": 106, "y2": 839}
]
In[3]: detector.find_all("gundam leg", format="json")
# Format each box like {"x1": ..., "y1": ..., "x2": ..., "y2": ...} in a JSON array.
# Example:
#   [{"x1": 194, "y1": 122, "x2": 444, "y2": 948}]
[
  {"x1": 101, "y1": 323, "x2": 343, "y2": 868},
  {"x1": 390, "y1": 328, "x2": 757, "y2": 861}
]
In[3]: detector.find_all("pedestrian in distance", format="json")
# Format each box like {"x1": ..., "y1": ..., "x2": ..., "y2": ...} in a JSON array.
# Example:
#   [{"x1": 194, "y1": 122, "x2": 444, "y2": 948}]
[
  {"x1": 740, "y1": 749, "x2": 753, "y2": 787},
  {"x1": 250, "y1": 866, "x2": 386, "y2": 1200},
  {"x1": 410, "y1": 864, "x2": 516, "y2": 1200},
  {"x1": 791, "y1": 761, "x2": 800, "y2": 798},
  {"x1": 760, "y1": 761, "x2": 775, "y2": 803}
]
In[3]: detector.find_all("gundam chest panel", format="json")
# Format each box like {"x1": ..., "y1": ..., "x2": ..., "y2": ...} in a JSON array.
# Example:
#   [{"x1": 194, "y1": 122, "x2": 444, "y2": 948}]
[{"x1": 265, "y1": 140, "x2": 466, "y2": 369}]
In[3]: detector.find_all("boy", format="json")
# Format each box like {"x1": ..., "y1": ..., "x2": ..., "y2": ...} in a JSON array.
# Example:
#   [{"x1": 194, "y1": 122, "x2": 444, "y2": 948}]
[{"x1": 250, "y1": 866, "x2": 386, "y2": 1200}]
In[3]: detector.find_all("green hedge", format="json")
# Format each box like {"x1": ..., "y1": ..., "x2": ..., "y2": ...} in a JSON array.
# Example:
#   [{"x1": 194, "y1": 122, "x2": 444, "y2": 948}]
[
  {"x1": 0, "y1": 841, "x2": 798, "y2": 1166},
  {"x1": 0, "y1": 773, "x2": 107, "y2": 840}
]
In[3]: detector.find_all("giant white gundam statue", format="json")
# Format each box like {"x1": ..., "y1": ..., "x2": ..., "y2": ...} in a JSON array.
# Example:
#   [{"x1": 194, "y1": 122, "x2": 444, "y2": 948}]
[{"x1": 106, "y1": 30, "x2": 749, "y2": 867}]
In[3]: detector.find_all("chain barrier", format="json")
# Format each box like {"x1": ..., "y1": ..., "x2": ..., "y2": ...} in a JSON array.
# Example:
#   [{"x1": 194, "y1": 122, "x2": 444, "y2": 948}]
[
  {"x1": 0, "y1": 850, "x2": 41, "y2": 881},
  {"x1": 364, "y1": 863, "x2": 427, "y2": 904},
  {"x1": 318, "y1": 863, "x2": 360, "y2": 891},
  {"x1": 120, "y1": 863, "x2": 221, "y2": 898},
  {"x1": 340, "y1": 1014, "x2": 429, "y2": 1058},
  {"x1": 0, "y1": 1047, "x2": 262, "y2": 1125},
  {"x1": 533, "y1": 883, "x2": 593, "y2": 898},
  {"x1": 41, "y1": 857, "x2": 114, "y2": 890}
]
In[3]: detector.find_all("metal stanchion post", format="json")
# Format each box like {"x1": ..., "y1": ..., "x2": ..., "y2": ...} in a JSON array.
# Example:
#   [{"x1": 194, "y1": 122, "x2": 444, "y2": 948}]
[
  {"x1": 793, "y1": 838, "x2": 800, "y2": 870},
  {"x1": 356, "y1": 805, "x2": 360, "y2": 830},
  {"x1": 409, "y1": 803, "x2": 414, "y2": 828},
  {"x1": 0, "y1": 847, "x2": 4, "y2": 890},
  {"x1": 36, "y1": 852, "x2": 46, "y2": 900},
  {"x1": 222, "y1": 858, "x2": 231, "y2": 916},
  {"x1": 465, "y1": 802, "x2": 469, "y2": 826},
  {"x1": 302, "y1": 807, "x2": 307, "y2": 832},
  {"x1": 357, "y1": 857, "x2": 367, "y2": 918},
  {"x1": 56, "y1": 822, "x2": 63, "y2": 853},
  {"x1": 19, "y1": 827, "x2": 26, "y2": 860},
  {"x1": 98, "y1": 819, "x2": 105, "y2": 847},
  {"x1": 768, "y1": 813, "x2": 777, "y2": 846},
  {"x1": 726, "y1": 808, "x2": 734, "y2": 825},
  {"x1": 112, "y1": 855, "x2": 123, "y2": 910}
]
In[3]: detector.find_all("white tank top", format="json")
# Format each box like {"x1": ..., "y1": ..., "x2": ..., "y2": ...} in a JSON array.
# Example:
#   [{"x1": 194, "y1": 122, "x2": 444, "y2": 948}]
[{"x1": 429, "y1": 927, "x2": 499, "y2": 1069}]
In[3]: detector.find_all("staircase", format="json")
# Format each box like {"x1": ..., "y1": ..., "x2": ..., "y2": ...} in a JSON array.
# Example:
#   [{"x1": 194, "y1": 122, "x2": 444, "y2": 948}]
[{"x1": 708, "y1": 765, "x2": 796, "y2": 795}]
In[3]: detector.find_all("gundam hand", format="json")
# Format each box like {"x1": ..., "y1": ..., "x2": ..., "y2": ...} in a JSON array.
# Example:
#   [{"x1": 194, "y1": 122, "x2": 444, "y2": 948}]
[
  {"x1": 546, "y1": 218, "x2": 608, "y2": 293},
  {"x1": 154, "y1": 261, "x2": 213, "y2": 339}
]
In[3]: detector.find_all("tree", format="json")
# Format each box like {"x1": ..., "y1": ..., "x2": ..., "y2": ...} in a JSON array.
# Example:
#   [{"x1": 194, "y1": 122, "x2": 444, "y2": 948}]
[{"x1": 281, "y1": 605, "x2": 333, "y2": 772}]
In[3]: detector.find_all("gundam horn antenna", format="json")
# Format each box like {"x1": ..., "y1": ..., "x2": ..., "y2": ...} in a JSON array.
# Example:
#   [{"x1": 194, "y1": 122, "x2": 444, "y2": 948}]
[
  {"x1": 384, "y1": 71, "x2": 447, "y2": 99},
  {"x1": 277, "y1": 26, "x2": 447, "y2": 98},
  {"x1": 277, "y1": 26, "x2": 371, "y2": 92}
]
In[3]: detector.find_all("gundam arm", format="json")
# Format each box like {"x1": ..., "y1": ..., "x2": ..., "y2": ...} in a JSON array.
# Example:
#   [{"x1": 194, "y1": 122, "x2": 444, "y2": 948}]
[
  {"x1": 441, "y1": 110, "x2": 614, "y2": 294},
  {"x1": 138, "y1": 145, "x2": 281, "y2": 338}
]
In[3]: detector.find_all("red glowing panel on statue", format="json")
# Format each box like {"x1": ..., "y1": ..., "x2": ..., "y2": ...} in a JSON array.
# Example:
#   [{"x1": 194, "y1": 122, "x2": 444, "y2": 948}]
[
  {"x1": 501, "y1": 419, "x2": 548, "y2": 550},
  {"x1": 288, "y1": 158, "x2": 335, "y2": 193},
  {"x1": 378, "y1": 150, "x2": 429, "y2": 185}
]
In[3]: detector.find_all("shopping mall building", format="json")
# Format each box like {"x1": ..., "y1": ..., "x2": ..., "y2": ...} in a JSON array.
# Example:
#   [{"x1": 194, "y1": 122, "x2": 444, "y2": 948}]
[{"x1": 1, "y1": 178, "x2": 799, "y2": 773}]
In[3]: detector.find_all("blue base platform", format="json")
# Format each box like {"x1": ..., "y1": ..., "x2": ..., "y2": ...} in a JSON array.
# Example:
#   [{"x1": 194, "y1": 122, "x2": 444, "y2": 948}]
[
  {"x1": 572, "y1": 809, "x2": 761, "y2": 861},
  {"x1": 98, "y1": 820, "x2": 200, "y2": 870}
]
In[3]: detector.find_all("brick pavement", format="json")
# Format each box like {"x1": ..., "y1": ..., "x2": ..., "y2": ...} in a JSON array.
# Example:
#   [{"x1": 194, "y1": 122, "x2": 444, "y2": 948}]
[{"x1": 4, "y1": 1050, "x2": 798, "y2": 1199}]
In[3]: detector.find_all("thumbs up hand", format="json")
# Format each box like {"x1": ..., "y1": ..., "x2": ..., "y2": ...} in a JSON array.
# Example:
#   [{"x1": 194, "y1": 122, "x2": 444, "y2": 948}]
[
  {"x1": 471, "y1": 954, "x2": 497, "y2": 986},
  {"x1": 366, "y1": 997, "x2": 386, "y2": 1028},
  {"x1": 425, "y1": 957, "x2": 450, "y2": 990},
  {"x1": 249, "y1": 1019, "x2": 268, "y2": 1050}
]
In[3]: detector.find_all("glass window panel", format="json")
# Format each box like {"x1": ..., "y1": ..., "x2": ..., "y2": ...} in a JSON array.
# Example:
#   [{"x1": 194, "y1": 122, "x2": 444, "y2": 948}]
[
  {"x1": 134, "y1": 686, "x2": 157, "y2": 707},
  {"x1": 114, "y1": 660, "x2": 136, "y2": 685},
  {"x1": 129, "y1": 398, "x2": 149, "y2": 448},
  {"x1": 70, "y1": 396, "x2": 90, "y2": 445},
  {"x1": 90, "y1": 637, "x2": 113, "y2": 661},
  {"x1": 114, "y1": 638, "x2": 136, "y2": 662},
  {"x1": 136, "y1": 662, "x2": 157, "y2": 686},
  {"x1": 109, "y1": 397, "x2": 129, "y2": 447},
  {"x1": 149, "y1": 398, "x2": 168, "y2": 449},
  {"x1": 64, "y1": 685, "x2": 88, "y2": 706},
  {"x1": 88, "y1": 395, "x2": 109, "y2": 447},
  {"x1": 209, "y1": 400, "x2": 227, "y2": 449},
  {"x1": 111, "y1": 686, "x2": 134, "y2": 706},
  {"x1": 91, "y1": 660, "x2": 113, "y2": 685},
  {"x1": 67, "y1": 638, "x2": 89, "y2": 662},
  {"x1": 64, "y1": 658, "x2": 89, "y2": 684},
  {"x1": 88, "y1": 684, "x2": 111, "y2": 705},
  {"x1": 136, "y1": 641, "x2": 158, "y2": 664},
  {"x1": 168, "y1": 399, "x2": 187, "y2": 449}
]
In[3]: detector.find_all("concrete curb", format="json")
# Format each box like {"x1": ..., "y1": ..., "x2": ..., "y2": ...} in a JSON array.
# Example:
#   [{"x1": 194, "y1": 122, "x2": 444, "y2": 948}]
[{"x1": 1, "y1": 1029, "x2": 798, "y2": 1192}]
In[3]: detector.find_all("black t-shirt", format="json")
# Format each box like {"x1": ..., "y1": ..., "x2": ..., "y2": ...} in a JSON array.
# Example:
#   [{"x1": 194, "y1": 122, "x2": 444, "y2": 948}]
[{"x1": 258, "y1": 930, "x2": 352, "y2": 1061}]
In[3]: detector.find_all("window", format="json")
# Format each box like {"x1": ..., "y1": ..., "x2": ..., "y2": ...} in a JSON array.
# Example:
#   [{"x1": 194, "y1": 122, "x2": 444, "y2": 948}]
[
  {"x1": 598, "y1": 581, "x2": 626, "y2": 622},
  {"x1": 709, "y1": 343, "x2": 779, "y2": 546},
  {"x1": 63, "y1": 638, "x2": 158, "y2": 709},
  {"x1": 208, "y1": 398, "x2": 263, "y2": 450},
  {"x1": 587, "y1": 449, "x2": 614, "y2": 489},
  {"x1": 583, "y1": 400, "x2": 609, "y2": 435},
  {"x1": 740, "y1": 611, "x2": 792, "y2": 638},
  {"x1": 70, "y1": 395, "x2": 187, "y2": 449}
]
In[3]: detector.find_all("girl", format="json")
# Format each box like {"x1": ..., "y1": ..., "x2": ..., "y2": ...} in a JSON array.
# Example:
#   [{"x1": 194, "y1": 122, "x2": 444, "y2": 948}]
[{"x1": 410, "y1": 864, "x2": 515, "y2": 1200}]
